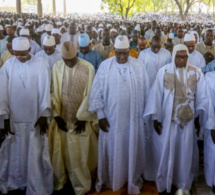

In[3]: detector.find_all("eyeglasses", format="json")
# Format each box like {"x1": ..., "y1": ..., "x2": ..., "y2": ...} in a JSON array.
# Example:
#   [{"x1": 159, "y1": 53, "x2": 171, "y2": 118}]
[
  {"x1": 115, "y1": 51, "x2": 129, "y2": 57},
  {"x1": 175, "y1": 55, "x2": 188, "y2": 60}
]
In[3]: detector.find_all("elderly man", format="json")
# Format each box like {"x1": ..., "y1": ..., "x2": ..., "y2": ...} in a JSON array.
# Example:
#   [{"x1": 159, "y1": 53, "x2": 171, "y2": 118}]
[
  {"x1": 48, "y1": 41, "x2": 97, "y2": 195},
  {"x1": 89, "y1": 35, "x2": 149, "y2": 194},
  {"x1": 35, "y1": 35, "x2": 62, "y2": 70},
  {"x1": 138, "y1": 35, "x2": 172, "y2": 87},
  {"x1": 144, "y1": 44, "x2": 208, "y2": 194},
  {"x1": 51, "y1": 28, "x2": 63, "y2": 52},
  {"x1": 184, "y1": 33, "x2": 206, "y2": 69},
  {"x1": 61, "y1": 22, "x2": 80, "y2": 48},
  {"x1": 77, "y1": 33, "x2": 102, "y2": 72},
  {"x1": 173, "y1": 27, "x2": 184, "y2": 45},
  {"x1": 20, "y1": 28, "x2": 41, "y2": 55},
  {"x1": 92, "y1": 29, "x2": 114, "y2": 61},
  {"x1": 196, "y1": 29, "x2": 215, "y2": 58},
  {"x1": 0, "y1": 37, "x2": 53, "y2": 195},
  {"x1": 0, "y1": 36, "x2": 15, "y2": 67}
]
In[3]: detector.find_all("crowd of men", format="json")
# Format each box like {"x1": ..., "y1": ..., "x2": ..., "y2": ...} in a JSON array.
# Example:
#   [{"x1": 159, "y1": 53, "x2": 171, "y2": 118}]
[{"x1": 1, "y1": 11, "x2": 215, "y2": 195}]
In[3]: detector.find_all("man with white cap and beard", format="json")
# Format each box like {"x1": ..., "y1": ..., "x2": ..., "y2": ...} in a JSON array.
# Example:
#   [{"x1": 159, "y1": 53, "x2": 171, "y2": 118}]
[
  {"x1": 20, "y1": 28, "x2": 41, "y2": 55},
  {"x1": 48, "y1": 41, "x2": 98, "y2": 195},
  {"x1": 184, "y1": 33, "x2": 206, "y2": 69},
  {"x1": 89, "y1": 35, "x2": 149, "y2": 194},
  {"x1": 41, "y1": 24, "x2": 53, "y2": 49},
  {"x1": 35, "y1": 35, "x2": 62, "y2": 70},
  {"x1": 144, "y1": 44, "x2": 208, "y2": 194},
  {"x1": 78, "y1": 33, "x2": 102, "y2": 72},
  {"x1": 0, "y1": 37, "x2": 53, "y2": 195}
]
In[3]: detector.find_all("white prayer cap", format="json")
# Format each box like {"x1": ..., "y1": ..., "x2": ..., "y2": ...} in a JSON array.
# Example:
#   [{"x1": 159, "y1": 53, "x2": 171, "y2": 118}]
[
  {"x1": 60, "y1": 26, "x2": 66, "y2": 31},
  {"x1": 36, "y1": 27, "x2": 43, "y2": 33},
  {"x1": 110, "y1": 28, "x2": 117, "y2": 33},
  {"x1": 0, "y1": 25, "x2": 3, "y2": 31},
  {"x1": 107, "y1": 24, "x2": 112, "y2": 28},
  {"x1": 114, "y1": 35, "x2": 129, "y2": 49},
  {"x1": 17, "y1": 22, "x2": 23, "y2": 27},
  {"x1": 51, "y1": 28, "x2": 61, "y2": 35},
  {"x1": 20, "y1": 29, "x2": 30, "y2": 36},
  {"x1": 17, "y1": 26, "x2": 24, "y2": 30},
  {"x1": 56, "y1": 21, "x2": 62, "y2": 25},
  {"x1": 43, "y1": 35, "x2": 56, "y2": 46},
  {"x1": 184, "y1": 33, "x2": 195, "y2": 42},
  {"x1": 172, "y1": 44, "x2": 189, "y2": 67},
  {"x1": 79, "y1": 33, "x2": 90, "y2": 47},
  {"x1": 12, "y1": 37, "x2": 30, "y2": 51},
  {"x1": 169, "y1": 33, "x2": 174, "y2": 39},
  {"x1": 99, "y1": 23, "x2": 103, "y2": 28},
  {"x1": 5, "y1": 25, "x2": 12, "y2": 28},
  {"x1": 45, "y1": 24, "x2": 53, "y2": 32},
  {"x1": 18, "y1": 18, "x2": 23, "y2": 21},
  {"x1": 98, "y1": 28, "x2": 103, "y2": 33}
]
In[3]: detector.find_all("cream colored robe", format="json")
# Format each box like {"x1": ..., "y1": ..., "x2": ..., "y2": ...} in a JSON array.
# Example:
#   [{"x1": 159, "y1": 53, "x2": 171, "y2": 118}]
[{"x1": 48, "y1": 58, "x2": 98, "y2": 195}]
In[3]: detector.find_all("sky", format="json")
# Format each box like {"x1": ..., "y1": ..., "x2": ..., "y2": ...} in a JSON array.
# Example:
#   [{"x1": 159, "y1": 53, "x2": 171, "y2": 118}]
[{"x1": 0, "y1": 0, "x2": 103, "y2": 14}]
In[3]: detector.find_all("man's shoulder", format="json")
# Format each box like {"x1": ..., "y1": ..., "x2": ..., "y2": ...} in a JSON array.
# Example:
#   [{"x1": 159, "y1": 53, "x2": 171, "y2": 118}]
[{"x1": 78, "y1": 57, "x2": 95, "y2": 71}]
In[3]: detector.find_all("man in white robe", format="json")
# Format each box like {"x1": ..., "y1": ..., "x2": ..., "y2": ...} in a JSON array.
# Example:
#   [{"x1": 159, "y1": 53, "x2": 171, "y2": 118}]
[
  {"x1": 0, "y1": 37, "x2": 53, "y2": 195},
  {"x1": 51, "y1": 28, "x2": 63, "y2": 52},
  {"x1": 203, "y1": 71, "x2": 215, "y2": 193},
  {"x1": 138, "y1": 35, "x2": 172, "y2": 87},
  {"x1": 184, "y1": 33, "x2": 206, "y2": 69},
  {"x1": 20, "y1": 28, "x2": 41, "y2": 55},
  {"x1": 61, "y1": 22, "x2": 80, "y2": 48},
  {"x1": 41, "y1": 24, "x2": 53, "y2": 49},
  {"x1": 89, "y1": 35, "x2": 149, "y2": 195},
  {"x1": 144, "y1": 44, "x2": 208, "y2": 194},
  {"x1": 36, "y1": 35, "x2": 62, "y2": 69}
]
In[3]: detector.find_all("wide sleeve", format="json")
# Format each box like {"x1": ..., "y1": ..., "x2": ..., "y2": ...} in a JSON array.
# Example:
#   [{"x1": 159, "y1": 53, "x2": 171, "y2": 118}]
[
  {"x1": 143, "y1": 68, "x2": 164, "y2": 122},
  {"x1": 203, "y1": 72, "x2": 215, "y2": 130},
  {"x1": 76, "y1": 64, "x2": 97, "y2": 122},
  {"x1": 0, "y1": 61, "x2": 9, "y2": 119},
  {"x1": 38, "y1": 60, "x2": 52, "y2": 117},
  {"x1": 88, "y1": 62, "x2": 106, "y2": 119},
  {"x1": 195, "y1": 71, "x2": 209, "y2": 128}
]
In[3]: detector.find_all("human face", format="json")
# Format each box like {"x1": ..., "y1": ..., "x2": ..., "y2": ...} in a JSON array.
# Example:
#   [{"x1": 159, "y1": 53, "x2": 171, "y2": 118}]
[
  {"x1": 175, "y1": 50, "x2": 188, "y2": 68},
  {"x1": 152, "y1": 21, "x2": 157, "y2": 30},
  {"x1": 138, "y1": 40, "x2": 146, "y2": 51},
  {"x1": 52, "y1": 33, "x2": 61, "y2": 44},
  {"x1": 184, "y1": 41, "x2": 195, "y2": 54},
  {"x1": 13, "y1": 49, "x2": 31, "y2": 63},
  {"x1": 163, "y1": 26, "x2": 168, "y2": 33},
  {"x1": 44, "y1": 45, "x2": 56, "y2": 55},
  {"x1": 115, "y1": 48, "x2": 129, "y2": 64},
  {"x1": 150, "y1": 40, "x2": 161, "y2": 53},
  {"x1": 177, "y1": 28, "x2": 184, "y2": 38},
  {"x1": 102, "y1": 30, "x2": 110, "y2": 44},
  {"x1": 6, "y1": 27, "x2": 14, "y2": 36},
  {"x1": 132, "y1": 33, "x2": 138, "y2": 42},
  {"x1": 204, "y1": 31, "x2": 214, "y2": 45},
  {"x1": 80, "y1": 45, "x2": 90, "y2": 55},
  {"x1": 60, "y1": 28, "x2": 66, "y2": 34},
  {"x1": 69, "y1": 24, "x2": 76, "y2": 35},
  {"x1": 63, "y1": 57, "x2": 78, "y2": 68}
]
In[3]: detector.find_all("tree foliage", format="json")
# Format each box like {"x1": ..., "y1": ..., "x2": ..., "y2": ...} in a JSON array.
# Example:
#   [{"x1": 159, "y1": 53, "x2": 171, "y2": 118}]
[{"x1": 101, "y1": 0, "x2": 215, "y2": 20}]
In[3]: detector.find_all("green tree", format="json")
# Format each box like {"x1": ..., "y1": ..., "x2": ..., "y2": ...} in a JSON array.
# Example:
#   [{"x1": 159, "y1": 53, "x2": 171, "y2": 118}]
[
  {"x1": 101, "y1": 0, "x2": 141, "y2": 19},
  {"x1": 22, "y1": 0, "x2": 37, "y2": 6}
]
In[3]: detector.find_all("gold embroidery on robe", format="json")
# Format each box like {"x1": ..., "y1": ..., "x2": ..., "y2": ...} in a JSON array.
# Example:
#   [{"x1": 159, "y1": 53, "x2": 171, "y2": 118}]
[
  {"x1": 164, "y1": 71, "x2": 174, "y2": 91},
  {"x1": 61, "y1": 61, "x2": 89, "y2": 124}
]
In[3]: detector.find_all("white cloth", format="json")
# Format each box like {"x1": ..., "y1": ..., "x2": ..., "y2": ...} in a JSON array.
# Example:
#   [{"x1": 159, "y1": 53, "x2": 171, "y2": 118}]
[
  {"x1": 41, "y1": 32, "x2": 49, "y2": 49},
  {"x1": 61, "y1": 32, "x2": 80, "y2": 48},
  {"x1": 89, "y1": 56, "x2": 149, "y2": 194},
  {"x1": 35, "y1": 49, "x2": 62, "y2": 69},
  {"x1": 189, "y1": 50, "x2": 206, "y2": 69},
  {"x1": 204, "y1": 71, "x2": 215, "y2": 187},
  {"x1": 29, "y1": 39, "x2": 41, "y2": 55},
  {"x1": 144, "y1": 29, "x2": 154, "y2": 40},
  {"x1": 144, "y1": 62, "x2": 208, "y2": 193},
  {"x1": 0, "y1": 56, "x2": 53, "y2": 195},
  {"x1": 56, "y1": 42, "x2": 63, "y2": 53},
  {"x1": 138, "y1": 48, "x2": 172, "y2": 87}
]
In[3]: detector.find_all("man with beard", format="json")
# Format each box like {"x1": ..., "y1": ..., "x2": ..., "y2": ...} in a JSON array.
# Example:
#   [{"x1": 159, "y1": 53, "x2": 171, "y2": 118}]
[{"x1": 92, "y1": 29, "x2": 114, "y2": 61}]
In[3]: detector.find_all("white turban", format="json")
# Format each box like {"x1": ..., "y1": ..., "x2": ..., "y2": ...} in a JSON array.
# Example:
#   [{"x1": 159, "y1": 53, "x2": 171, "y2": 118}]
[
  {"x1": 12, "y1": 37, "x2": 30, "y2": 51},
  {"x1": 114, "y1": 35, "x2": 129, "y2": 49}
]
